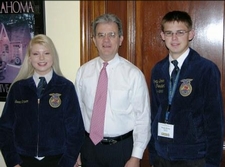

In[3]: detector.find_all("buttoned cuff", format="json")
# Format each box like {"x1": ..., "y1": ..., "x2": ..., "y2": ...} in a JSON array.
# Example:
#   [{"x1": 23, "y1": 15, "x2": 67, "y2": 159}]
[{"x1": 131, "y1": 146, "x2": 145, "y2": 159}]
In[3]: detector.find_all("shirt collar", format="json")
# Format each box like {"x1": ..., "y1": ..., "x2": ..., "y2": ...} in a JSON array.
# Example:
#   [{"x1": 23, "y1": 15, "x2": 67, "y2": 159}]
[{"x1": 98, "y1": 53, "x2": 120, "y2": 68}]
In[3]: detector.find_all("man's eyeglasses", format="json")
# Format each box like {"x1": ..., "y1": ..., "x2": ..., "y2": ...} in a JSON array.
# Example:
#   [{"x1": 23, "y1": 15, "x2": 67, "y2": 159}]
[
  {"x1": 96, "y1": 32, "x2": 117, "y2": 39},
  {"x1": 163, "y1": 30, "x2": 190, "y2": 37}
]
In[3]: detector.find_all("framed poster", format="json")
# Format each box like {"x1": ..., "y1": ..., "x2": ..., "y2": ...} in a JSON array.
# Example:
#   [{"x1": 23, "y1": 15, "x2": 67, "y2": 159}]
[{"x1": 0, "y1": 0, "x2": 45, "y2": 101}]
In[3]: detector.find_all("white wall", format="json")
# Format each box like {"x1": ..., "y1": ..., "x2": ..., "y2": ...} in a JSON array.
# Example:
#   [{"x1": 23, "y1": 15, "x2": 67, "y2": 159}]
[{"x1": 0, "y1": 1, "x2": 80, "y2": 166}]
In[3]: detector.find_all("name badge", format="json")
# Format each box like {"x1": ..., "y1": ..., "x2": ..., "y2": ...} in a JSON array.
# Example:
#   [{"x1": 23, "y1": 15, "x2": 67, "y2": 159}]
[{"x1": 158, "y1": 122, "x2": 174, "y2": 139}]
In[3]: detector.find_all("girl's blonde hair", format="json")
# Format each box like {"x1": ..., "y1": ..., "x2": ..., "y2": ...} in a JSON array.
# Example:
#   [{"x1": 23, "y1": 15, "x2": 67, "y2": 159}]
[{"x1": 11, "y1": 34, "x2": 63, "y2": 87}]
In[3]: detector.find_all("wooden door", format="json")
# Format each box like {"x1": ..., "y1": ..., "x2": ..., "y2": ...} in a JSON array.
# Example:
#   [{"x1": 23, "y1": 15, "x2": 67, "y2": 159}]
[{"x1": 80, "y1": 1, "x2": 225, "y2": 166}]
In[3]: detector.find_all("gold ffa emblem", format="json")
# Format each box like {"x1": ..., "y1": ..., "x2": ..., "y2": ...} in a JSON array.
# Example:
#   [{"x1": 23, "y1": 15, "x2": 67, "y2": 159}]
[
  {"x1": 179, "y1": 79, "x2": 193, "y2": 97},
  {"x1": 49, "y1": 93, "x2": 61, "y2": 108}
]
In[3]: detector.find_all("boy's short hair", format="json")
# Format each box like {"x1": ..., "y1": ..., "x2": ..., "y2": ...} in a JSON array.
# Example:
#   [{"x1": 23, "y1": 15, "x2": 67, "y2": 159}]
[{"x1": 161, "y1": 11, "x2": 192, "y2": 31}]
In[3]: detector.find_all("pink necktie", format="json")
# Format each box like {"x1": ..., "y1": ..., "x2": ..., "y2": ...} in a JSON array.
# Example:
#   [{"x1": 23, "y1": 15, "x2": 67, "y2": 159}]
[{"x1": 89, "y1": 62, "x2": 108, "y2": 145}]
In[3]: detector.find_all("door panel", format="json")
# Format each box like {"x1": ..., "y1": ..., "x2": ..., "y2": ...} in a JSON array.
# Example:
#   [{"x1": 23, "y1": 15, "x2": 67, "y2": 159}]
[{"x1": 80, "y1": 1, "x2": 225, "y2": 166}]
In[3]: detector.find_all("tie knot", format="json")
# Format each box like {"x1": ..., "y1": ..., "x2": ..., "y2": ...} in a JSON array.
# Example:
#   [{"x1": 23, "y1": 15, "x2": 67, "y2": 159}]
[
  {"x1": 39, "y1": 77, "x2": 45, "y2": 82},
  {"x1": 103, "y1": 62, "x2": 108, "y2": 68},
  {"x1": 38, "y1": 77, "x2": 46, "y2": 86},
  {"x1": 171, "y1": 60, "x2": 178, "y2": 68},
  {"x1": 39, "y1": 77, "x2": 46, "y2": 85}
]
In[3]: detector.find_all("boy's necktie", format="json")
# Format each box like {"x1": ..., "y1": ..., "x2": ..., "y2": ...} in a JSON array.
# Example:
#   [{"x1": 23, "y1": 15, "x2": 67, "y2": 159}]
[{"x1": 171, "y1": 60, "x2": 179, "y2": 86}]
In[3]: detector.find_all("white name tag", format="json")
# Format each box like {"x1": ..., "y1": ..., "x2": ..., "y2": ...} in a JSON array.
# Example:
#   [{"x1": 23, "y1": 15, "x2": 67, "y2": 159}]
[{"x1": 158, "y1": 122, "x2": 174, "y2": 139}]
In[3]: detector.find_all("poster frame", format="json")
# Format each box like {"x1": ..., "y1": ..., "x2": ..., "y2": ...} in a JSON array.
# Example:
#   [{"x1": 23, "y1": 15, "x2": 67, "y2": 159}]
[{"x1": 0, "y1": 0, "x2": 45, "y2": 101}]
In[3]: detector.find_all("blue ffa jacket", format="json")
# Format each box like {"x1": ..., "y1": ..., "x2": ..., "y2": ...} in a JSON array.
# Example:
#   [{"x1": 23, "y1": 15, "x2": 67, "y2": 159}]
[
  {"x1": 149, "y1": 48, "x2": 224, "y2": 167},
  {"x1": 0, "y1": 72, "x2": 85, "y2": 167}
]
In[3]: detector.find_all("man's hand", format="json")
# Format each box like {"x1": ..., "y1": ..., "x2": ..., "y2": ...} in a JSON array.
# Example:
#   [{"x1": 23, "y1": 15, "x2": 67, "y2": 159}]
[{"x1": 124, "y1": 157, "x2": 140, "y2": 167}]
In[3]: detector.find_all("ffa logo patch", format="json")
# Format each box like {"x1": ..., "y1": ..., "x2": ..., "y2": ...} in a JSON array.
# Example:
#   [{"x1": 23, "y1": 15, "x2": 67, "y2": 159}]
[
  {"x1": 179, "y1": 79, "x2": 193, "y2": 97},
  {"x1": 49, "y1": 93, "x2": 61, "y2": 108}
]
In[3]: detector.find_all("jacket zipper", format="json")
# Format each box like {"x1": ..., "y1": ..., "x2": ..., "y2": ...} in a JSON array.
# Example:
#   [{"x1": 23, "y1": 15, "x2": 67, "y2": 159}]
[{"x1": 36, "y1": 98, "x2": 40, "y2": 157}]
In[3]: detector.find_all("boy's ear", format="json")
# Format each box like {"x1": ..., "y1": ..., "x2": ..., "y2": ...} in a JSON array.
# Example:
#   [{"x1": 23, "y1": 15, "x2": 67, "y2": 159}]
[
  {"x1": 188, "y1": 29, "x2": 195, "y2": 41},
  {"x1": 160, "y1": 31, "x2": 165, "y2": 41}
]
